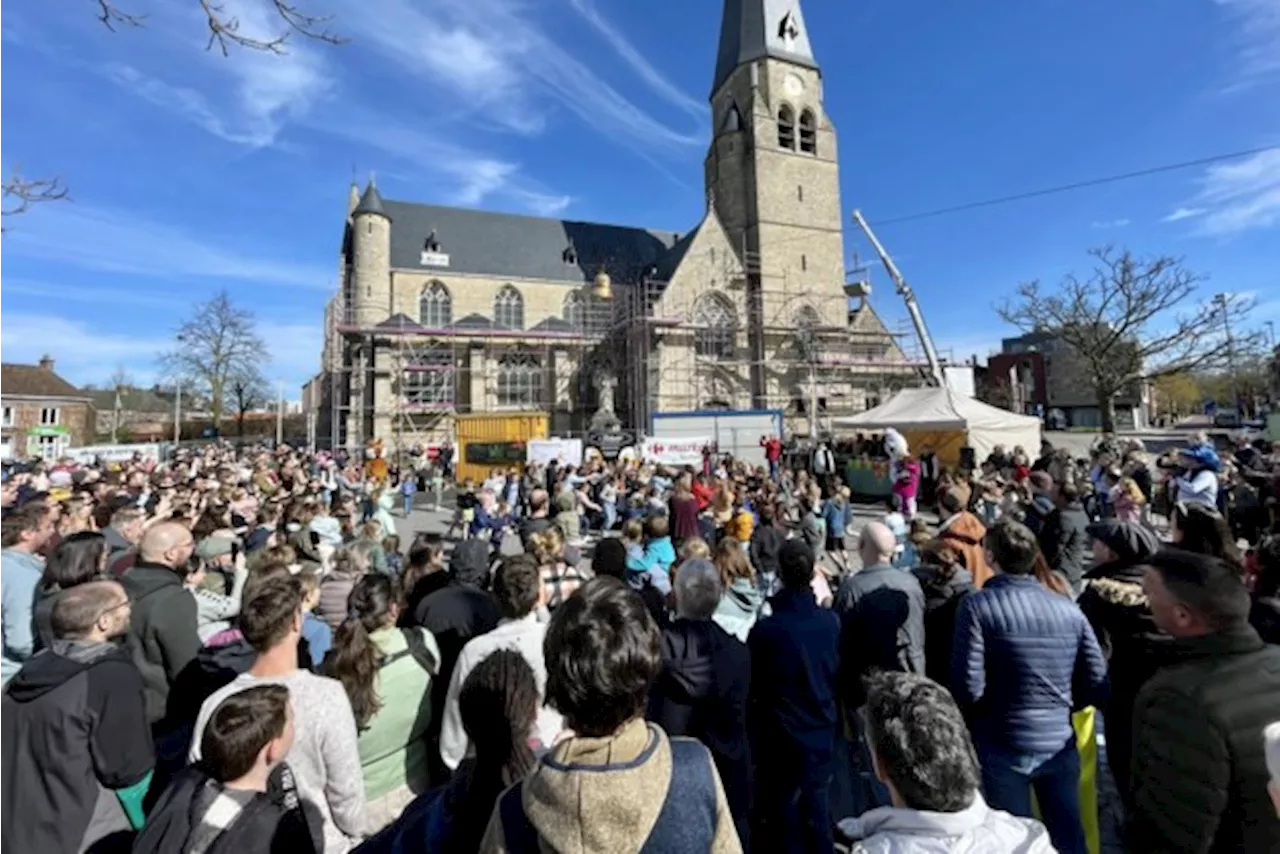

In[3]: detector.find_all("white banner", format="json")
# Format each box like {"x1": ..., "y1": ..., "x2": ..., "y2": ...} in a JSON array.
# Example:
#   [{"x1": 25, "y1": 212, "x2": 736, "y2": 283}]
[
  {"x1": 526, "y1": 438, "x2": 583, "y2": 467},
  {"x1": 64, "y1": 443, "x2": 162, "y2": 464},
  {"x1": 641, "y1": 436, "x2": 710, "y2": 467}
]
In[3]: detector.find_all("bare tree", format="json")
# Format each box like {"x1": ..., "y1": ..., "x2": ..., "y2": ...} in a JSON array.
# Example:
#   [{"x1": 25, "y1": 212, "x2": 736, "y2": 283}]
[
  {"x1": 94, "y1": 0, "x2": 344, "y2": 55},
  {"x1": 998, "y1": 246, "x2": 1260, "y2": 432},
  {"x1": 229, "y1": 368, "x2": 270, "y2": 437},
  {"x1": 2, "y1": 170, "x2": 69, "y2": 227},
  {"x1": 161, "y1": 291, "x2": 269, "y2": 430},
  {"x1": 4, "y1": 2, "x2": 343, "y2": 228}
]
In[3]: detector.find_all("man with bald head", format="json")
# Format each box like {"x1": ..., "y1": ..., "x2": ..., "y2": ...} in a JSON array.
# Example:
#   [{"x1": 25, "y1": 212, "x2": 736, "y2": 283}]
[
  {"x1": 830, "y1": 520, "x2": 926, "y2": 818},
  {"x1": 3, "y1": 581, "x2": 155, "y2": 853},
  {"x1": 122, "y1": 521, "x2": 200, "y2": 727}
]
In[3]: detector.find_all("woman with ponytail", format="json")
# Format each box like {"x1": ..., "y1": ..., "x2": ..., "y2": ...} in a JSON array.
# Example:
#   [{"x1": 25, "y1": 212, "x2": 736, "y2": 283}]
[
  {"x1": 355, "y1": 649, "x2": 540, "y2": 853},
  {"x1": 325, "y1": 574, "x2": 441, "y2": 833}
]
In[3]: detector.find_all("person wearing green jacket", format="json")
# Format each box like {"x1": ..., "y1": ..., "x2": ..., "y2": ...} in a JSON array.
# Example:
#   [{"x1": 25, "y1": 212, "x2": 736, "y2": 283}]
[{"x1": 326, "y1": 574, "x2": 441, "y2": 833}]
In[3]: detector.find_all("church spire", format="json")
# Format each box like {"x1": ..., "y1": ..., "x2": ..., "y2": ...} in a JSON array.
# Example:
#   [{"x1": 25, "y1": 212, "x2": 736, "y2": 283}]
[{"x1": 711, "y1": 0, "x2": 817, "y2": 98}]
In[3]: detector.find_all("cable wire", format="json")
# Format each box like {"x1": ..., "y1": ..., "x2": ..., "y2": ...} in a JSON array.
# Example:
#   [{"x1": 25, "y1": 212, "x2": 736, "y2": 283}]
[{"x1": 870, "y1": 144, "x2": 1280, "y2": 226}]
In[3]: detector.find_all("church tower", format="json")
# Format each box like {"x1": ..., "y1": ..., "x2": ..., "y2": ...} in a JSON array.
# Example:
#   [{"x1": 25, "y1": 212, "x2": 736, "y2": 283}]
[{"x1": 705, "y1": 0, "x2": 846, "y2": 407}]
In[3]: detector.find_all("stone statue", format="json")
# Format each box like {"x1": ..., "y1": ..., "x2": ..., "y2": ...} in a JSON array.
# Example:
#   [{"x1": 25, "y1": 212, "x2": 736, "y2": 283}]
[
  {"x1": 590, "y1": 368, "x2": 621, "y2": 433},
  {"x1": 595, "y1": 369, "x2": 616, "y2": 414}
]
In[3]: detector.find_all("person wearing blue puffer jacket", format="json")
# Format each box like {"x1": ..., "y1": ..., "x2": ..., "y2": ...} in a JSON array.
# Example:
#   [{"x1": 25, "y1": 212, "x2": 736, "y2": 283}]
[{"x1": 950, "y1": 519, "x2": 1108, "y2": 854}]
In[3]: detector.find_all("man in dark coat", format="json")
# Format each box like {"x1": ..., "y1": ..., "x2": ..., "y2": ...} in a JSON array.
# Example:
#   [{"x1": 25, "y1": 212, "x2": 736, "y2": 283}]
[
  {"x1": 747, "y1": 540, "x2": 841, "y2": 854},
  {"x1": 646, "y1": 558, "x2": 751, "y2": 848},
  {"x1": 951, "y1": 519, "x2": 1108, "y2": 854},
  {"x1": 2, "y1": 581, "x2": 154, "y2": 854},
  {"x1": 1129, "y1": 548, "x2": 1280, "y2": 854},
  {"x1": 1076, "y1": 518, "x2": 1166, "y2": 805},
  {"x1": 1036, "y1": 480, "x2": 1089, "y2": 596},
  {"x1": 120, "y1": 522, "x2": 201, "y2": 728},
  {"x1": 410, "y1": 537, "x2": 500, "y2": 781},
  {"x1": 831, "y1": 520, "x2": 927, "y2": 821}
]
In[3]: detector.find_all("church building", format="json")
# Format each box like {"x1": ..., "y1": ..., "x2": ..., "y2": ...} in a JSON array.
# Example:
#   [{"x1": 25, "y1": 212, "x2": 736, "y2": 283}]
[{"x1": 310, "y1": 0, "x2": 920, "y2": 452}]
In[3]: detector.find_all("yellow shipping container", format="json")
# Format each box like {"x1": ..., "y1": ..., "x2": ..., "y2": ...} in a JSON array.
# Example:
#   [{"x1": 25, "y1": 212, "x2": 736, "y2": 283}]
[{"x1": 454, "y1": 412, "x2": 549, "y2": 484}]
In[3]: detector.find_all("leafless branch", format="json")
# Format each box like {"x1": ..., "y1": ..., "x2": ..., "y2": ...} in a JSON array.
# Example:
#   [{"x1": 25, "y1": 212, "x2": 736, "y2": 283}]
[
  {"x1": 2, "y1": 170, "x2": 70, "y2": 228},
  {"x1": 92, "y1": 0, "x2": 344, "y2": 55},
  {"x1": 95, "y1": 0, "x2": 145, "y2": 30},
  {"x1": 996, "y1": 246, "x2": 1261, "y2": 429}
]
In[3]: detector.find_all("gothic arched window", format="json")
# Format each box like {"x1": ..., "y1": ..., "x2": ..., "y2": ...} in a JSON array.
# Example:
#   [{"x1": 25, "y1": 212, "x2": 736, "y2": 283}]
[
  {"x1": 563, "y1": 291, "x2": 585, "y2": 330},
  {"x1": 694, "y1": 293, "x2": 737, "y2": 360},
  {"x1": 497, "y1": 352, "x2": 543, "y2": 407},
  {"x1": 418, "y1": 281, "x2": 451, "y2": 328},
  {"x1": 494, "y1": 285, "x2": 524, "y2": 330},
  {"x1": 778, "y1": 104, "x2": 796, "y2": 150},
  {"x1": 799, "y1": 109, "x2": 816, "y2": 154}
]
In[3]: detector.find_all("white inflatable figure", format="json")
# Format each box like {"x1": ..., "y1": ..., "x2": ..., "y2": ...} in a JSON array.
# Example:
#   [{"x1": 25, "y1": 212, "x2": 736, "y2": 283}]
[{"x1": 884, "y1": 427, "x2": 910, "y2": 482}]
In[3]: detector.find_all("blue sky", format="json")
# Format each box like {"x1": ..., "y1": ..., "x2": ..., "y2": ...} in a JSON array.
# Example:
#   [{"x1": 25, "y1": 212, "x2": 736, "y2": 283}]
[{"x1": 3, "y1": 0, "x2": 1278, "y2": 396}]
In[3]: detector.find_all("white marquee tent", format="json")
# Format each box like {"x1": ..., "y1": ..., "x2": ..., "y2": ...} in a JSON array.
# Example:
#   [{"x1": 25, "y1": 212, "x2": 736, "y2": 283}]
[{"x1": 831, "y1": 387, "x2": 1042, "y2": 466}]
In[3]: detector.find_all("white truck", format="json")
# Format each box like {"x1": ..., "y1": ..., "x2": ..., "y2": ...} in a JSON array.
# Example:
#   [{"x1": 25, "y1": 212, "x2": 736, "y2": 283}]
[{"x1": 650, "y1": 409, "x2": 784, "y2": 469}]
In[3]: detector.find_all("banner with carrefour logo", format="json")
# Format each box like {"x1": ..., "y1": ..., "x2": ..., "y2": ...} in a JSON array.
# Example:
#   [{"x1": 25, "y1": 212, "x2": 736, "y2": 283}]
[{"x1": 641, "y1": 437, "x2": 710, "y2": 467}]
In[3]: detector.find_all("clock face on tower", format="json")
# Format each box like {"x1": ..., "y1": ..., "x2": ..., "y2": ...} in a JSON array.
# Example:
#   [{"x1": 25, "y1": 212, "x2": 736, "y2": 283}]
[{"x1": 784, "y1": 73, "x2": 805, "y2": 97}]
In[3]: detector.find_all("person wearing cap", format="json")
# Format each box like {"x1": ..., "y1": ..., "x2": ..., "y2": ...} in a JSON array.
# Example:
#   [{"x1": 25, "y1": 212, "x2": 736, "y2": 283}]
[
  {"x1": 1172, "y1": 444, "x2": 1220, "y2": 509},
  {"x1": 1076, "y1": 519, "x2": 1166, "y2": 807},
  {"x1": 188, "y1": 536, "x2": 249, "y2": 642}
]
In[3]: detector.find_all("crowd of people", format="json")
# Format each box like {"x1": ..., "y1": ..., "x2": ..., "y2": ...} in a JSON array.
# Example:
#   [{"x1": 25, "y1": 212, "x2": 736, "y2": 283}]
[{"x1": 0, "y1": 430, "x2": 1278, "y2": 853}]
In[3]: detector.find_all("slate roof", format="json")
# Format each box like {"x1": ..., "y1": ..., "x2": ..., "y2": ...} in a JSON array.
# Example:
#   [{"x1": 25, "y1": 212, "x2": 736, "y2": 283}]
[
  {"x1": 712, "y1": 0, "x2": 819, "y2": 97},
  {"x1": 354, "y1": 182, "x2": 389, "y2": 218},
  {"x1": 1, "y1": 364, "x2": 91, "y2": 400},
  {"x1": 85, "y1": 387, "x2": 171, "y2": 413},
  {"x1": 379, "y1": 199, "x2": 684, "y2": 285},
  {"x1": 376, "y1": 313, "x2": 426, "y2": 333}
]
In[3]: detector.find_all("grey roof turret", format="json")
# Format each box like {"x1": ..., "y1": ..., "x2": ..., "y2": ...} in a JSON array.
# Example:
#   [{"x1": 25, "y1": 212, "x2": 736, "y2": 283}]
[
  {"x1": 711, "y1": 0, "x2": 818, "y2": 98},
  {"x1": 353, "y1": 180, "x2": 390, "y2": 220}
]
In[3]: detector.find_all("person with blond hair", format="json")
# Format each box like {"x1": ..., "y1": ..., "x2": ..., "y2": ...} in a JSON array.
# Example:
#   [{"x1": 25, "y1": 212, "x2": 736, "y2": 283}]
[{"x1": 712, "y1": 538, "x2": 766, "y2": 642}]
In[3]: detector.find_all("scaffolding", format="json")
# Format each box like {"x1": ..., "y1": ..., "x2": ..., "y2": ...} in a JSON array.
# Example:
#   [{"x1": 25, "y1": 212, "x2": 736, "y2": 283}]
[{"x1": 317, "y1": 234, "x2": 930, "y2": 453}]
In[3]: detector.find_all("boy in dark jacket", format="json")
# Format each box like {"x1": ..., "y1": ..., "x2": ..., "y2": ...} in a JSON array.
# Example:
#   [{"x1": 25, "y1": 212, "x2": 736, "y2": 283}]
[
  {"x1": 135, "y1": 684, "x2": 322, "y2": 854},
  {"x1": 951, "y1": 519, "x2": 1108, "y2": 854}
]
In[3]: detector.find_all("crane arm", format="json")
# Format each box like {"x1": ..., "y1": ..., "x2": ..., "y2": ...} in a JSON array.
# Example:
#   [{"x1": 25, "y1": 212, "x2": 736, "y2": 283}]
[{"x1": 851, "y1": 210, "x2": 945, "y2": 387}]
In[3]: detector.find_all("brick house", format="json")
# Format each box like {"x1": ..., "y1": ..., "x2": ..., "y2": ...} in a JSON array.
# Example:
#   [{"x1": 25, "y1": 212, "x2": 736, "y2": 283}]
[{"x1": 1, "y1": 356, "x2": 96, "y2": 460}]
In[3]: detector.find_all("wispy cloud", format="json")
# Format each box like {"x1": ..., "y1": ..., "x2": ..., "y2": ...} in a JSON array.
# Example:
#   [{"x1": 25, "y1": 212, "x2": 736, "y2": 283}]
[
  {"x1": 566, "y1": 0, "x2": 706, "y2": 120},
  {"x1": 348, "y1": 0, "x2": 704, "y2": 156},
  {"x1": 0, "y1": 313, "x2": 171, "y2": 386},
  {"x1": 1090, "y1": 218, "x2": 1131, "y2": 229},
  {"x1": 2, "y1": 280, "x2": 188, "y2": 310},
  {"x1": 5, "y1": 203, "x2": 331, "y2": 287},
  {"x1": 1162, "y1": 206, "x2": 1207, "y2": 222},
  {"x1": 1215, "y1": 0, "x2": 1280, "y2": 89},
  {"x1": 98, "y1": 0, "x2": 330, "y2": 147},
  {"x1": 323, "y1": 108, "x2": 573, "y2": 214},
  {"x1": 1187, "y1": 146, "x2": 1280, "y2": 235}
]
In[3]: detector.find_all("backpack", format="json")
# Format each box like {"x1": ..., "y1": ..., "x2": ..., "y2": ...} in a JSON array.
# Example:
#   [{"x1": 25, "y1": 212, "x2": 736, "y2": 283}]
[{"x1": 497, "y1": 735, "x2": 718, "y2": 853}]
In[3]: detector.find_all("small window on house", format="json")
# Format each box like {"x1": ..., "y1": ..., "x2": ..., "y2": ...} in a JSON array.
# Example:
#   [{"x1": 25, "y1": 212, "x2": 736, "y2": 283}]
[
  {"x1": 797, "y1": 185, "x2": 803, "y2": 202},
  {"x1": 40, "y1": 408, "x2": 59, "y2": 426},
  {"x1": 564, "y1": 291, "x2": 585, "y2": 330},
  {"x1": 799, "y1": 109, "x2": 816, "y2": 154},
  {"x1": 801, "y1": 254, "x2": 807, "y2": 271},
  {"x1": 562, "y1": 242, "x2": 578, "y2": 265},
  {"x1": 1, "y1": 407, "x2": 11, "y2": 428},
  {"x1": 778, "y1": 105, "x2": 796, "y2": 150},
  {"x1": 366, "y1": 221, "x2": 372, "y2": 235}
]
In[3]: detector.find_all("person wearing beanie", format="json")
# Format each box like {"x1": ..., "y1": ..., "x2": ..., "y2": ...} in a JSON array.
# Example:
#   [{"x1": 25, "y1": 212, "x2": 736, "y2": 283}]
[{"x1": 1076, "y1": 518, "x2": 1167, "y2": 806}]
